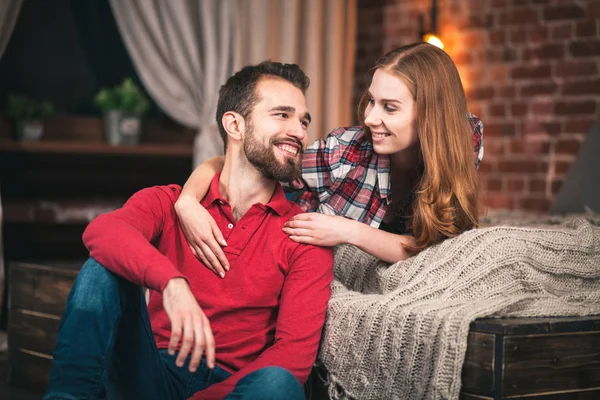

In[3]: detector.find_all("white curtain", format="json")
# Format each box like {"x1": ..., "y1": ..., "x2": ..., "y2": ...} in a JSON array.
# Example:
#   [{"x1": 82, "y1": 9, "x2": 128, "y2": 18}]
[
  {"x1": 108, "y1": 0, "x2": 239, "y2": 166},
  {"x1": 237, "y1": 0, "x2": 357, "y2": 142},
  {"x1": 0, "y1": 0, "x2": 23, "y2": 336}
]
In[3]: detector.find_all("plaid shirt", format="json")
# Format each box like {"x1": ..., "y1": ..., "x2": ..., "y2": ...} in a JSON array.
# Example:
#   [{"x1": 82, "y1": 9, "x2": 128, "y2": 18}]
[{"x1": 287, "y1": 114, "x2": 484, "y2": 228}]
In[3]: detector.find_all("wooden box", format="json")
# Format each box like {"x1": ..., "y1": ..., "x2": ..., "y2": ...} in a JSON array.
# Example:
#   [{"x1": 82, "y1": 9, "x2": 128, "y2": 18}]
[
  {"x1": 461, "y1": 316, "x2": 600, "y2": 399},
  {"x1": 7, "y1": 261, "x2": 81, "y2": 393}
]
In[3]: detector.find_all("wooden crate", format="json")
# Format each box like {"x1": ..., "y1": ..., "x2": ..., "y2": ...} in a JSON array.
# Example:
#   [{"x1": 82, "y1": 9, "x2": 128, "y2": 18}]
[
  {"x1": 7, "y1": 261, "x2": 81, "y2": 393},
  {"x1": 461, "y1": 316, "x2": 600, "y2": 399}
]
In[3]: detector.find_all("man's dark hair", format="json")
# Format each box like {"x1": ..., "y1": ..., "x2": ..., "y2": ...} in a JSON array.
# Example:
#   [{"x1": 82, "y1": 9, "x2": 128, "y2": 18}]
[{"x1": 216, "y1": 61, "x2": 310, "y2": 147}]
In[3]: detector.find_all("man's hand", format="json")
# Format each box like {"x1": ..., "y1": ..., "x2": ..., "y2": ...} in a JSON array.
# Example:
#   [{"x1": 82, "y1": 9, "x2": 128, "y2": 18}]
[
  {"x1": 174, "y1": 195, "x2": 229, "y2": 278},
  {"x1": 162, "y1": 278, "x2": 215, "y2": 372}
]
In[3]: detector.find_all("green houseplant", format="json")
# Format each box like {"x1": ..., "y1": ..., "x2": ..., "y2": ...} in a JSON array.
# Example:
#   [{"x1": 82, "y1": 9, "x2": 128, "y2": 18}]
[
  {"x1": 94, "y1": 78, "x2": 150, "y2": 145},
  {"x1": 5, "y1": 93, "x2": 54, "y2": 141}
]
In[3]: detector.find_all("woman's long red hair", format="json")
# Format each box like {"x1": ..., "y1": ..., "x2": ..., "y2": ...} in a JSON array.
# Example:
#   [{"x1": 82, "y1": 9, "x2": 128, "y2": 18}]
[{"x1": 358, "y1": 43, "x2": 479, "y2": 252}]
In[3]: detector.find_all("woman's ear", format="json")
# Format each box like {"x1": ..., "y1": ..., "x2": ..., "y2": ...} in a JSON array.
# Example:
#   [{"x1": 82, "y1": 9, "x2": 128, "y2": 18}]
[{"x1": 222, "y1": 111, "x2": 245, "y2": 143}]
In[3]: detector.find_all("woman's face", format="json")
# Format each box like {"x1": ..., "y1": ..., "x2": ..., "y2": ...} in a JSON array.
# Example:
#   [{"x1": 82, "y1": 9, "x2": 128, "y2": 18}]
[{"x1": 364, "y1": 68, "x2": 418, "y2": 155}]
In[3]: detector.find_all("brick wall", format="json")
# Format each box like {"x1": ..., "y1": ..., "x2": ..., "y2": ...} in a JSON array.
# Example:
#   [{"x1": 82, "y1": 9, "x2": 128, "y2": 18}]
[{"x1": 354, "y1": 0, "x2": 600, "y2": 213}]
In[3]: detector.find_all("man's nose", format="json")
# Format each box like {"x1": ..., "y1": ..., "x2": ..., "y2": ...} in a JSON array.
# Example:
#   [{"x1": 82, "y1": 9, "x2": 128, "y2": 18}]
[{"x1": 287, "y1": 120, "x2": 307, "y2": 144}]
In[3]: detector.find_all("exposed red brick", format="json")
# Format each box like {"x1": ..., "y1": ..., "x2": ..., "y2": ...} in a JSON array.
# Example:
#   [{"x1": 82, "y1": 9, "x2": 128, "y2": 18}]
[
  {"x1": 469, "y1": 86, "x2": 495, "y2": 100},
  {"x1": 507, "y1": 178, "x2": 525, "y2": 192},
  {"x1": 520, "y1": 83, "x2": 559, "y2": 97},
  {"x1": 589, "y1": 1, "x2": 600, "y2": 18},
  {"x1": 500, "y1": 9, "x2": 540, "y2": 26},
  {"x1": 555, "y1": 139, "x2": 582, "y2": 155},
  {"x1": 570, "y1": 40, "x2": 600, "y2": 57},
  {"x1": 562, "y1": 79, "x2": 600, "y2": 96},
  {"x1": 529, "y1": 179, "x2": 547, "y2": 193},
  {"x1": 576, "y1": 21, "x2": 598, "y2": 37},
  {"x1": 519, "y1": 197, "x2": 551, "y2": 212},
  {"x1": 465, "y1": 14, "x2": 495, "y2": 29},
  {"x1": 484, "y1": 195, "x2": 515, "y2": 210},
  {"x1": 539, "y1": 122, "x2": 561, "y2": 136},
  {"x1": 511, "y1": 64, "x2": 552, "y2": 79},
  {"x1": 463, "y1": 32, "x2": 486, "y2": 48},
  {"x1": 498, "y1": 160, "x2": 547, "y2": 173},
  {"x1": 564, "y1": 119, "x2": 597, "y2": 134},
  {"x1": 497, "y1": 86, "x2": 516, "y2": 98},
  {"x1": 452, "y1": 52, "x2": 472, "y2": 65},
  {"x1": 555, "y1": 161, "x2": 572, "y2": 175},
  {"x1": 551, "y1": 23, "x2": 573, "y2": 40},
  {"x1": 543, "y1": 5, "x2": 585, "y2": 21},
  {"x1": 528, "y1": 26, "x2": 550, "y2": 44},
  {"x1": 486, "y1": 123, "x2": 517, "y2": 137},
  {"x1": 555, "y1": 101, "x2": 596, "y2": 115},
  {"x1": 491, "y1": 0, "x2": 508, "y2": 8},
  {"x1": 487, "y1": 178, "x2": 503, "y2": 192},
  {"x1": 510, "y1": 28, "x2": 527, "y2": 44},
  {"x1": 511, "y1": 103, "x2": 528, "y2": 117},
  {"x1": 489, "y1": 31, "x2": 506, "y2": 46},
  {"x1": 523, "y1": 43, "x2": 565, "y2": 60},
  {"x1": 489, "y1": 66, "x2": 508, "y2": 81},
  {"x1": 489, "y1": 104, "x2": 506, "y2": 117},
  {"x1": 555, "y1": 60, "x2": 599, "y2": 77},
  {"x1": 551, "y1": 180, "x2": 563, "y2": 195},
  {"x1": 531, "y1": 102, "x2": 555, "y2": 116},
  {"x1": 478, "y1": 160, "x2": 495, "y2": 173}
]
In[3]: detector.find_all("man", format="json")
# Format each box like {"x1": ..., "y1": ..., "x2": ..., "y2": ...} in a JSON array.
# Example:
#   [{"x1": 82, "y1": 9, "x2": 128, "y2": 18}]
[{"x1": 44, "y1": 61, "x2": 334, "y2": 400}]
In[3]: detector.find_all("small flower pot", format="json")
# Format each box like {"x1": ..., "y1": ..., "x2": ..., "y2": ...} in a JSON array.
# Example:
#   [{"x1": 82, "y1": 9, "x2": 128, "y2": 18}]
[
  {"x1": 15, "y1": 120, "x2": 44, "y2": 141},
  {"x1": 103, "y1": 111, "x2": 142, "y2": 146}
]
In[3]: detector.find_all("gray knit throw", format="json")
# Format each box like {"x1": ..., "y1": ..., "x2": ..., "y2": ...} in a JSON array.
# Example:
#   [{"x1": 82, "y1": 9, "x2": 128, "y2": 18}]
[{"x1": 320, "y1": 219, "x2": 600, "y2": 400}]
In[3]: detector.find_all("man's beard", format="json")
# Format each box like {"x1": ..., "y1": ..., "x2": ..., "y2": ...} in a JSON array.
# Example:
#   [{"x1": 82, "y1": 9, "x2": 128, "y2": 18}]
[{"x1": 243, "y1": 123, "x2": 303, "y2": 182}]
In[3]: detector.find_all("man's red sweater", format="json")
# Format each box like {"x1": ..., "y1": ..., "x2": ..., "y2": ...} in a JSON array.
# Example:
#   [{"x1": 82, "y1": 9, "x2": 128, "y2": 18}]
[{"x1": 82, "y1": 176, "x2": 333, "y2": 398}]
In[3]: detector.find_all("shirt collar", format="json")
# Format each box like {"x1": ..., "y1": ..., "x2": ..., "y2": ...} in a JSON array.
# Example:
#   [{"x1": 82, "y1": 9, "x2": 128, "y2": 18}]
[{"x1": 202, "y1": 172, "x2": 292, "y2": 216}]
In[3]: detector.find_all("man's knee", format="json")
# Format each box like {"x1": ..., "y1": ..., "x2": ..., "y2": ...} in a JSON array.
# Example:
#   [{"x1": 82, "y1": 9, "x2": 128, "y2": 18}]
[
  {"x1": 67, "y1": 258, "x2": 123, "y2": 312},
  {"x1": 236, "y1": 367, "x2": 304, "y2": 400}
]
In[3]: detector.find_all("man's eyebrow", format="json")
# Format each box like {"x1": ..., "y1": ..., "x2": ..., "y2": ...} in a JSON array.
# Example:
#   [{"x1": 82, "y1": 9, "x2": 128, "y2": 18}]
[{"x1": 269, "y1": 106, "x2": 311, "y2": 123}]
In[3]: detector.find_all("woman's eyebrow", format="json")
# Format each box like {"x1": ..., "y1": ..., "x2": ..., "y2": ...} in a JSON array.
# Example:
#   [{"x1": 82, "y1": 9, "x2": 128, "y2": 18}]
[{"x1": 368, "y1": 91, "x2": 402, "y2": 104}]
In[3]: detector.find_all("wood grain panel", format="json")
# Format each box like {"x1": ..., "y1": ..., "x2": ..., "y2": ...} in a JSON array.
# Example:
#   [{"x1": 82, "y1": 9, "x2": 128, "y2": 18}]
[
  {"x1": 8, "y1": 348, "x2": 52, "y2": 393},
  {"x1": 503, "y1": 332, "x2": 600, "y2": 396},
  {"x1": 8, "y1": 309, "x2": 61, "y2": 356},
  {"x1": 9, "y1": 262, "x2": 79, "y2": 316},
  {"x1": 461, "y1": 331, "x2": 496, "y2": 396}
]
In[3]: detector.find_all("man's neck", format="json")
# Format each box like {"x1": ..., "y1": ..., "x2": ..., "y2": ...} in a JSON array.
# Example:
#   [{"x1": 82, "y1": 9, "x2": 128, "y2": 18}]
[{"x1": 219, "y1": 151, "x2": 276, "y2": 221}]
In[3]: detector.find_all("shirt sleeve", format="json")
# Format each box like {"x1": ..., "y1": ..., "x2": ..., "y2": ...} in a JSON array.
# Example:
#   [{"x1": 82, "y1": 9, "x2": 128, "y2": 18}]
[
  {"x1": 285, "y1": 128, "x2": 348, "y2": 212},
  {"x1": 82, "y1": 185, "x2": 185, "y2": 292},
  {"x1": 468, "y1": 113, "x2": 484, "y2": 168},
  {"x1": 192, "y1": 245, "x2": 334, "y2": 399}
]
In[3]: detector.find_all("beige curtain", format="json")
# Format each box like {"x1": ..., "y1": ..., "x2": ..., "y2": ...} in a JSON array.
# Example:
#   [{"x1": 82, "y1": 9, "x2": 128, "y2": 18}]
[
  {"x1": 0, "y1": 0, "x2": 23, "y2": 331},
  {"x1": 237, "y1": 0, "x2": 357, "y2": 142},
  {"x1": 108, "y1": 0, "x2": 239, "y2": 165}
]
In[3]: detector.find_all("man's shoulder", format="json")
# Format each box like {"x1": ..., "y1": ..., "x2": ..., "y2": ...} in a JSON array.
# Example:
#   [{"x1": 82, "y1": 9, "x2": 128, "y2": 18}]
[{"x1": 126, "y1": 184, "x2": 183, "y2": 210}]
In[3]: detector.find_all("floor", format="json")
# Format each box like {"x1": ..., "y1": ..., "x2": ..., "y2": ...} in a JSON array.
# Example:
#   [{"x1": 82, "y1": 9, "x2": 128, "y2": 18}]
[{"x1": 0, "y1": 332, "x2": 42, "y2": 400}]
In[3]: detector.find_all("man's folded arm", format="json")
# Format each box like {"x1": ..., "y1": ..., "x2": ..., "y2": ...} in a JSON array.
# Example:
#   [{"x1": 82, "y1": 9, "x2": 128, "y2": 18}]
[
  {"x1": 82, "y1": 185, "x2": 185, "y2": 292},
  {"x1": 193, "y1": 244, "x2": 334, "y2": 399}
]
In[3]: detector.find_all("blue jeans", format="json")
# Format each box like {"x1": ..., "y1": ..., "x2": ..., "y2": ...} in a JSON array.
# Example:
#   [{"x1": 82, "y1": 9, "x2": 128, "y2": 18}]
[{"x1": 44, "y1": 258, "x2": 305, "y2": 400}]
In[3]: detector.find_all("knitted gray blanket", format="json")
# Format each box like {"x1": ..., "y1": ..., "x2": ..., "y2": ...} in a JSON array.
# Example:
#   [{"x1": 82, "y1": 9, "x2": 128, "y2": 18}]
[{"x1": 319, "y1": 219, "x2": 600, "y2": 400}]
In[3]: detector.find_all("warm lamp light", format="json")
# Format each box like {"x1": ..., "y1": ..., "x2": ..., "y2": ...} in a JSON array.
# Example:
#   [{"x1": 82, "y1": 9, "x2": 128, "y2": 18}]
[
  {"x1": 418, "y1": 0, "x2": 444, "y2": 49},
  {"x1": 423, "y1": 33, "x2": 444, "y2": 49}
]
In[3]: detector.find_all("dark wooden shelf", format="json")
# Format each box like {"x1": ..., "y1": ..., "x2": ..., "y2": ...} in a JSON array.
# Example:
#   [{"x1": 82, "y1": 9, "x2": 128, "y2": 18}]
[{"x1": 0, "y1": 139, "x2": 193, "y2": 157}]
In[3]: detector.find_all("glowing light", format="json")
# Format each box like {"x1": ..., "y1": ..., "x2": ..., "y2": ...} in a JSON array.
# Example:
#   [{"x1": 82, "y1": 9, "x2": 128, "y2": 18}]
[{"x1": 423, "y1": 33, "x2": 444, "y2": 49}]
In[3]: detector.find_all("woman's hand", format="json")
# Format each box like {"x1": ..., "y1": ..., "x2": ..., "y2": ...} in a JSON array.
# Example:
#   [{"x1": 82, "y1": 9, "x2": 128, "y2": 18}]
[
  {"x1": 283, "y1": 213, "x2": 356, "y2": 247},
  {"x1": 174, "y1": 195, "x2": 229, "y2": 278}
]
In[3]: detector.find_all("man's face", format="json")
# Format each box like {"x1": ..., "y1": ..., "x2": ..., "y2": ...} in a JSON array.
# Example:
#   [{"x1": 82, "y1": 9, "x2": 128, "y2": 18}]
[{"x1": 243, "y1": 78, "x2": 310, "y2": 182}]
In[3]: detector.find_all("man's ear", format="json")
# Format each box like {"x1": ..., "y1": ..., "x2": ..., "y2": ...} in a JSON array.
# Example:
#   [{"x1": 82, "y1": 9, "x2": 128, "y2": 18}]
[{"x1": 222, "y1": 111, "x2": 245, "y2": 142}]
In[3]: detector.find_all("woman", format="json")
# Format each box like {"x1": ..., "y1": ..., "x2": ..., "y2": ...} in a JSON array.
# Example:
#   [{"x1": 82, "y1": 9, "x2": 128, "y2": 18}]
[{"x1": 174, "y1": 42, "x2": 484, "y2": 277}]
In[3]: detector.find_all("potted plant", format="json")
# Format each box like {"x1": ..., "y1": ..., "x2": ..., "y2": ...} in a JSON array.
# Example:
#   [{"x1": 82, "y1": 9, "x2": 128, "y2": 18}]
[
  {"x1": 5, "y1": 93, "x2": 54, "y2": 141},
  {"x1": 94, "y1": 78, "x2": 150, "y2": 146}
]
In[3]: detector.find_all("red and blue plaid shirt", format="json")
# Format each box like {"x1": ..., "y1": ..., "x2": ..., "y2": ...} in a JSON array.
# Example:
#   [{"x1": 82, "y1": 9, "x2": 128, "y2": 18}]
[{"x1": 287, "y1": 114, "x2": 484, "y2": 228}]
